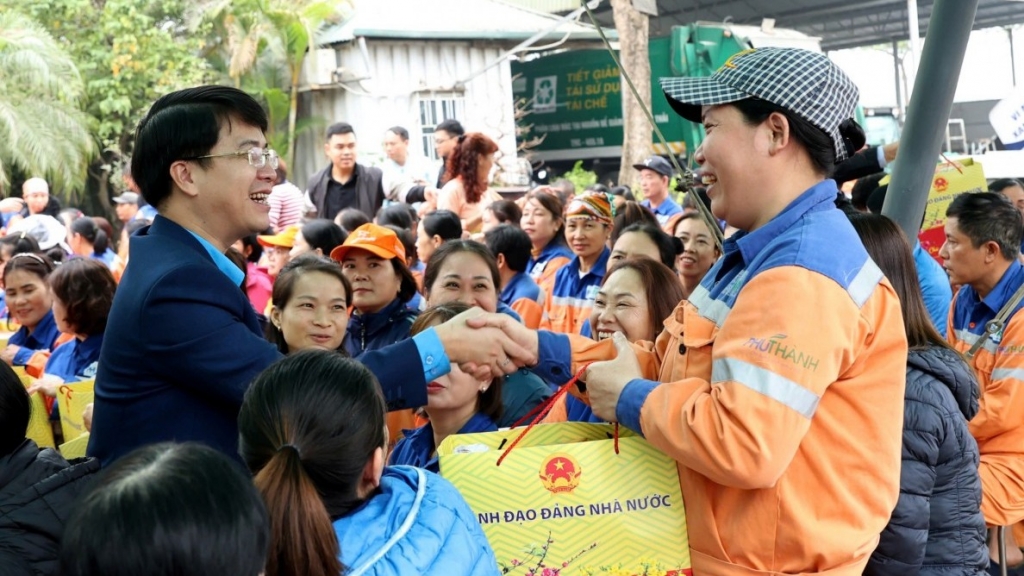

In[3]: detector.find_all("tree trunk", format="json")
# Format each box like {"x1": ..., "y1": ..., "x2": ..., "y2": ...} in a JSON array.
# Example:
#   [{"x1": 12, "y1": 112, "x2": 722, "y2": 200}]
[{"x1": 611, "y1": 0, "x2": 651, "y2": 189}]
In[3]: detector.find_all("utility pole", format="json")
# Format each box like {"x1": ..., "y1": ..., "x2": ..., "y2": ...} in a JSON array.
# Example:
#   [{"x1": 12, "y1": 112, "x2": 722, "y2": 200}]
[{"x1": 610, "y1": 0, "x2": 652, "y2": 188}]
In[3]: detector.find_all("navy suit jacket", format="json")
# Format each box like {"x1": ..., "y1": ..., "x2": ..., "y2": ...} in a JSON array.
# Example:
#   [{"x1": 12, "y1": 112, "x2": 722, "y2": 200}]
[{"x1": 89, "y1": 216, "x2": 426, "y2": 466}]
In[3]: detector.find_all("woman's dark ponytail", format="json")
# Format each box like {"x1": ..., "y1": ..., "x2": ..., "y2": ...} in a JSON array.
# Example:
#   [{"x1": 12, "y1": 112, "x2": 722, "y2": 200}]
[{"x1": 253, "y1": 446, "x2": 341, "y2": 576}]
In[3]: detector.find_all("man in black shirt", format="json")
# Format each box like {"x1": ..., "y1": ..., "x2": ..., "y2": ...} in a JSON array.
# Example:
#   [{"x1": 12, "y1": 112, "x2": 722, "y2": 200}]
[{"x1": 305, "y1": 122, "x2": 384, "y2": 220}]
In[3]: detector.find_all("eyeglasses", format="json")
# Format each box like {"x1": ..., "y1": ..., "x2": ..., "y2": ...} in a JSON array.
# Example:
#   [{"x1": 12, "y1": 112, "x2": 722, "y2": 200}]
[{"x1": 185, "y1": 147, "x2": 279, "y2": 170}]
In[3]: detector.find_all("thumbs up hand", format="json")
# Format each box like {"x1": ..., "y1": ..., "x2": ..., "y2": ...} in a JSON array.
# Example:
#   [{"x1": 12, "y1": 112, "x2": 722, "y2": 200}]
[{"x1": 584, "y1": 332, "x2": 644, "y2": 422}]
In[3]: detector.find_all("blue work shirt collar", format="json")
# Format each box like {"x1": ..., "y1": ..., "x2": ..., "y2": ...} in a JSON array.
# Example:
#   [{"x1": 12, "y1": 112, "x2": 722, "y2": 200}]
[{"x1": 731, "y1": 179, "x2": 840, "y2": 266}]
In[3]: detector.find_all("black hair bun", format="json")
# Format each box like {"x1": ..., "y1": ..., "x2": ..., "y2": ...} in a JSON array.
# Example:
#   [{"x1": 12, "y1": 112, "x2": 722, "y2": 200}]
[{"x1": 838, "y1": 118, "x2": 867, "y2": 158}]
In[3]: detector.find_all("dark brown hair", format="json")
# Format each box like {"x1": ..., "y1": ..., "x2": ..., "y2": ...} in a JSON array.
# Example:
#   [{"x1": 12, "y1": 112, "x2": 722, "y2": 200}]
[
  {"x1": 445, "y1": 132, "x2": 499, "y2": 204},
  {"x1": 602, "y1": 259, "x2": 684, "y2": 338},
  {"x1": 3, "y1": 252, "x2": 54, "y2": 284},
  {"x1": 486, "y1": 199, "x2": 522, "y2": 225},
  {"x1": 409, "y1": 302, "x2": 503, "y2": 421},
  {"x1": 848, "y1": 213, "x2": 953, "y2": 351},
  {"x1": 422, "y1": 240, "x2": 501, "y2": 304},
  {"x1": 239, "y1": 351, "x2": 387, "y2": 576},
  {"x1": 266, "y1": 254, "x2": 352, "y2": 355},
  {"x1": 49, "y1": 258, "x2": 117, "y2": 336},
  {"x1": 611, "y1": 202, "x2": 658, "y2": 243}
]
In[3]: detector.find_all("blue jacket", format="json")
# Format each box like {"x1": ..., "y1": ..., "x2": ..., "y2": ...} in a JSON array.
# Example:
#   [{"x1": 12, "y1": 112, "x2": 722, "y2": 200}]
[
  {"x1": 45, "y1": 334, "x2": 102, "y2": 384},
  {"x1": 499, "y1": 272, "x2": 541, "y2": 307},
  {"x1": 90, "y1": 216, "x2": 429, "y2": 466},
  {"x1": 866, "y1": 346, "x2": 987, "y2": 576},
  {"x1": 333, "y1": 466, "x2": 498, "y2": 575},
  {"x1": 8, "y1": 310, "x2": 61, "y2": 366},
  {"x1": 913, "y1": 243, "x2": 952, "y2": 337},
  {"x1": 389, "y1": 412, "x2": 497, "y2": 472},
  {"x1": 345, "y1": 298, "x2": 418, "y2": 359}
]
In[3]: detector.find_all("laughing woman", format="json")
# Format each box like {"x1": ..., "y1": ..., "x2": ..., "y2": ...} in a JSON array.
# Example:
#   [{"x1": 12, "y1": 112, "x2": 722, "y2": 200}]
[{"x1": 0, "y1": 254, "x2": 60, "y2": 368}]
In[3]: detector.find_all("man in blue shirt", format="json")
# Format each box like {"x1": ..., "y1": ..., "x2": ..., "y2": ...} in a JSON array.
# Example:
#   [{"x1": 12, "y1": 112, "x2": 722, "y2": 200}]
[
  {"x1": 90, "y1": 86, "x2": 532, "y2": 466},
  {"x1": 633, "y1": 156, "x2": 682, "y2": 228}
]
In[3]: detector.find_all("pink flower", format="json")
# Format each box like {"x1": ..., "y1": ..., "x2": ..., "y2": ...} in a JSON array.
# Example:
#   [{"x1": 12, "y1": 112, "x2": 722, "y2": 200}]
[
  {"x1": 542, "y1": 569, "x2": 560, "y2": 576},
  {"x1": 511, "y1": 560, "x2": 521, "y2": 567}
]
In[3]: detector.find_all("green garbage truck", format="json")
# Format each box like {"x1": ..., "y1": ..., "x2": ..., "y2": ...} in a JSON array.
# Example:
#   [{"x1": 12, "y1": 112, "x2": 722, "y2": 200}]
[{"x1": 511, "y1": 22, "x2": 826, "y2": 183}]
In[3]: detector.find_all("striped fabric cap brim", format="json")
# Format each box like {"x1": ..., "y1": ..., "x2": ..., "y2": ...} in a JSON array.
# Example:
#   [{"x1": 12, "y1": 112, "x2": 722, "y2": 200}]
[{"x1": 660, "y1": 76, "x2": 748, "y2": 124}]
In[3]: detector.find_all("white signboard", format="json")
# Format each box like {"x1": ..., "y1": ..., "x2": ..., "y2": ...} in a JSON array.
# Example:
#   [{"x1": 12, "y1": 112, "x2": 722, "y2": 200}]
[{"x1": 989, "y1": 89, "x2": 1024, "y2": 149}]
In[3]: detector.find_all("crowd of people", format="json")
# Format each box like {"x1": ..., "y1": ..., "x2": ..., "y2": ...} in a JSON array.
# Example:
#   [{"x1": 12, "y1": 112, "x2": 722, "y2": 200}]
[{"x1": 1, "y1": 45, "x2": 1023, "y2": 576}]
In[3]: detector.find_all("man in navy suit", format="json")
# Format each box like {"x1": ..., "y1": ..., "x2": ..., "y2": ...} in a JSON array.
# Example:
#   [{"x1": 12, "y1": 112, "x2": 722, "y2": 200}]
[{"x1": 89, "y1": 86, "x2": 533, "y2": 466}]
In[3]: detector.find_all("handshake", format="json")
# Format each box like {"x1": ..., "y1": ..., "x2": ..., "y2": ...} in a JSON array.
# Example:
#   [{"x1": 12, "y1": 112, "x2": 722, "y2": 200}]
[{"x1": 433, "y1": 307, "x2": 540, "y2": 381}]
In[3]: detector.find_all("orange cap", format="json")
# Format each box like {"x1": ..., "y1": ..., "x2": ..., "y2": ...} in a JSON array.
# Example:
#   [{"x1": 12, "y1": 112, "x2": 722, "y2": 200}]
[
  {"x1": 329, "y1": 223, "x2": 405, "y2": 262},
  {"x1": 257, "y1": 225, "x2": 299, "y2": 248}
]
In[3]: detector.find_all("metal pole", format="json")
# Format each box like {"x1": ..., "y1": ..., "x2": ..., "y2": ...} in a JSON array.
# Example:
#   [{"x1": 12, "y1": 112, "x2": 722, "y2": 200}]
[
  {"x1": 1010, "y1": 27, "x2": 1017, "y2": 88},
  {"x1": 893, "y1": 39, "x2": 903, "y2": 117},
  {"x1": 881, "y1": 0, "x2": 980, "y2": 240},
  {"x1": 906, "y1": 0, "x2": 921, "y2": 100}
]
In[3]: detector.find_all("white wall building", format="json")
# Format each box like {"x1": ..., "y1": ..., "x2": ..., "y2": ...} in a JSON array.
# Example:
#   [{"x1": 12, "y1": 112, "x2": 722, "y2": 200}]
[{"x1": 293, "y1": 0, "x2": 611, "y2": 190}]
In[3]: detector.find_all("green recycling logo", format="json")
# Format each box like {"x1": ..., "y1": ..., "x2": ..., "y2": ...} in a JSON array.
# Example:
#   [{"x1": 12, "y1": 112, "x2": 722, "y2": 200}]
[{"x1": 534, "y1": 75, "x2": 557, "y2": 113}]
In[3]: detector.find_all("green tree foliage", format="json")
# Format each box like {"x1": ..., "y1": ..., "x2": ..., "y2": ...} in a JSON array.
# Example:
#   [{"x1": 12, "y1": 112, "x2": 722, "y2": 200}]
[
  {"x1": 1, "y1": 0, "x2": 212, "y2": 209},
  {"x1": 0, "y1": 11, "x2": 93, "y2": 194},
  {"x1": 194, "y1": 0, "x2": 346, "y2": 166},
  {"x1": 559, "y1": 161, "x2": 598, "y2": 194}
]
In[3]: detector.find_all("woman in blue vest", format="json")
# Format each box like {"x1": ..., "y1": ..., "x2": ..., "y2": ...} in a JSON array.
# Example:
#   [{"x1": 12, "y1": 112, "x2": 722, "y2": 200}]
[
  {"x1": 389, "y1": 302, "x2": 502, "y2": 473},
  {"x1": 239, "y1": 350, "x2": 497, "y2": 575},
  {"x1": 27, "y1": 259, "x2": 116, "y2": 397},
  {"x1": 0, "y1": 253, "x2": 61, "y2": 368}
]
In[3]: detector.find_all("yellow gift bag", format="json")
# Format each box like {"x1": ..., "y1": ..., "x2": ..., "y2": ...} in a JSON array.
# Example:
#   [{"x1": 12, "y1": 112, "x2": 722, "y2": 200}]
[
  {"x1": 57, "y1": 379, "x2": 94, "y2": 443},
  {"x1": 59, "y1": 432, "x2": 90, "y2": 459},
  {"x1": 878, "y1": 158, "x2": 987, "y2": 261},
  {"x1": 26, "y1": 393, "x2": 55, "y2": 448},
  {"x1": 439, "y1": 422, "x2": 691, "y2": 575}
]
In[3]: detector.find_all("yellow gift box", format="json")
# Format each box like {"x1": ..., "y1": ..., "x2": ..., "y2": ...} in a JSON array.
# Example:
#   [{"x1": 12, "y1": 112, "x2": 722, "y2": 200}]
[{"x1": 439, "y1": 422, "x2": 691, "y2": 575}]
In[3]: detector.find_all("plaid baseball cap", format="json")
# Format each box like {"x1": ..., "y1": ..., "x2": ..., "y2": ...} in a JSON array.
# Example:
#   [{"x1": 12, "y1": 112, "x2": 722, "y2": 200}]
[{"x1": 660, "y1": 48, "x2": 860, "y2": 162}]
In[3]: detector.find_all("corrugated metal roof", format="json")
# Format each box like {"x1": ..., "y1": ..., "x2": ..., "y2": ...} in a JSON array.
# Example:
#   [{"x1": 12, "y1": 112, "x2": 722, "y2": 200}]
[
  {"x1": 318, "y1": 0, "x2": 617, "y2": 45},
  {"x1": 502, "y1": 0, "x2": 580, "y2": 12},
  {"x1": 581, "y1": 0, "x2": 1024, "y2": 51}
]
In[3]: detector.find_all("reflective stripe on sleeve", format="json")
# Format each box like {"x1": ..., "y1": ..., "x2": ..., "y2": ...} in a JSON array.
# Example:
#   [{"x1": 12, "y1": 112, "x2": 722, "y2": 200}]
[{"x1": 711, "y1": 357, "x2": 821, "y2": 419}]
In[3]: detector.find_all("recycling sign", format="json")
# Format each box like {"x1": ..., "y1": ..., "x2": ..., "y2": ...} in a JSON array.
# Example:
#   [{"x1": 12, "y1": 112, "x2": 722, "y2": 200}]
[{"x1": 533, "y1": 76, "x2": 557, "y2": 114}]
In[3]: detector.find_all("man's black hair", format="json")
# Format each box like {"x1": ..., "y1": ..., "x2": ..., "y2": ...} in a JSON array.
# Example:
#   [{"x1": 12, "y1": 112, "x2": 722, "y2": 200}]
[
  {"x1": 946, "y1": 192, "x2": 1023, "y2": 261},
  {"x1": 484, "y1": 224, "x2": 533, "y2": 273}
]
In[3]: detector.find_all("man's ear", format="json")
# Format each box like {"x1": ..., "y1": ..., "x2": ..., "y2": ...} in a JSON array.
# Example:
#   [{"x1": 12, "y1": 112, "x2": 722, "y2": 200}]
[
  {"x1": 765, "y1": 112, "x2": 792, "y2": 156},
  {"x1": 983, "y1": 240, "x2": 1005, "y2": 263},
  {"x1": 169, "y1": 160, "x2": 200, "y2": 198},
  {"x1": 495, "y1": 253, "x2": 506, "y2": 269}
]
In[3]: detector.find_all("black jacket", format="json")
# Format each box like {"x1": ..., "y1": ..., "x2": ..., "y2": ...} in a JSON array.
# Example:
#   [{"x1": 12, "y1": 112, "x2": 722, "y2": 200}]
[
  {"x1": 866, "y1": 346, "x2": 988, "y2": 576},
  {"x1": 833, "y1": 145, "x2": 882, "y2": 185},
  {"x1": 0, "y1": 440, "x2": 100, "y2": 576},
  {"x1": 306, "y1": 163, "x2": 384, "y2": 220},
  {"x1": 344, "y1": 297, "x2": 417, "y2": 360}
]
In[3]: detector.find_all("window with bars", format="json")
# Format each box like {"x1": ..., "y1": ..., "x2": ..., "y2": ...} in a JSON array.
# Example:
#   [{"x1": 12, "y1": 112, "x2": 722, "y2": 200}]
[{"x1": 419, "y1": 94, "x2": 466, "y2": 160}]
